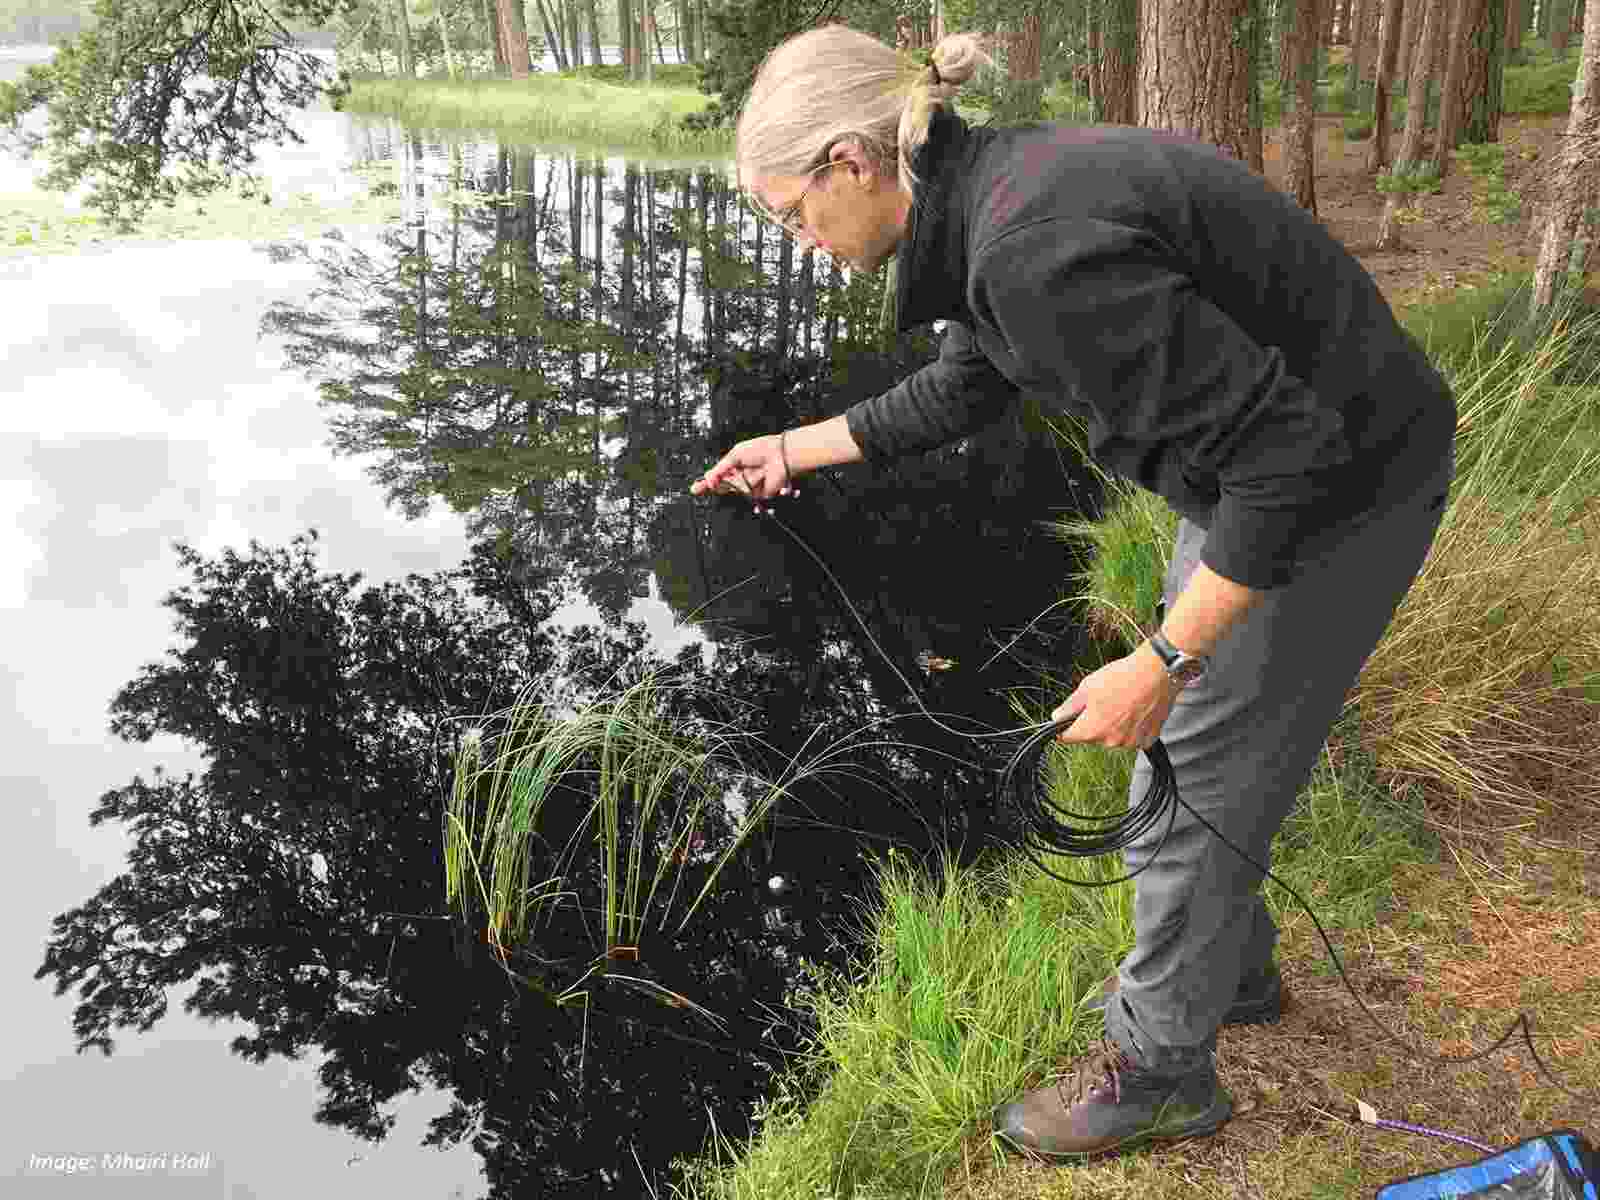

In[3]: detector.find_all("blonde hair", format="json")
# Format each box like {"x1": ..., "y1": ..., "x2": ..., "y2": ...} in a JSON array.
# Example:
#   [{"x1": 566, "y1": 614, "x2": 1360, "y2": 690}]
[{"x1": 736, "y1": 26, "x2": 991, "y2": 200}]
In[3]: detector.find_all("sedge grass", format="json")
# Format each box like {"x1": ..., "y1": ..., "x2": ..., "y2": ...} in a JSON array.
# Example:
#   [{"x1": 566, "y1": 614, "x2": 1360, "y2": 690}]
[
  {"x1": 443, "y1": 664, "x2": 930, "y2": 1015},
  {"x1": 339, "y1": 74, "x2": 730, "y2": 157}
]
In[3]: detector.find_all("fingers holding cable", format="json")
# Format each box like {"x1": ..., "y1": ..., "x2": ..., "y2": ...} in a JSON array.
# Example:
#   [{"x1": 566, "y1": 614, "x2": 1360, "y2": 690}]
[
  {"x1": 690, "y1": 434, "x2": 794, "y2": 506},
  {"x1": 1052, "y1": 651, "x2": 1179, "y2": 751}
]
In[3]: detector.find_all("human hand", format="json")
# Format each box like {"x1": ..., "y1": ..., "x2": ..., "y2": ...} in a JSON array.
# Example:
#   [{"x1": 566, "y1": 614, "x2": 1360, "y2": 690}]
[
  {"x1": 1051, "y1": 646, "x2": 1178, "y2": 751},
  {"x1": 689, "y1": 434, "x2": 792, "y2": 501}
]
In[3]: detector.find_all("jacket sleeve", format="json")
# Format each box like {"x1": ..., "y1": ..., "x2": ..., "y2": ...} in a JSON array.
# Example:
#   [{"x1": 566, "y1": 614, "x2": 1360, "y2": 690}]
[
  {"x1": 844, "y1": 321, "x2": 1020, "y2": 462},
  {"x1": 970, "y1": 218, "x2": 1358, "y2": 590}
]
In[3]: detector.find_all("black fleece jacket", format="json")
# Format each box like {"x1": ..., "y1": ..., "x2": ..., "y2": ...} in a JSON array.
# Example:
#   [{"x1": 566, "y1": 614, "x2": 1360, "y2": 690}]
[{"x1": 843, "y1": 110, "x2": 1457, "y2": 590}]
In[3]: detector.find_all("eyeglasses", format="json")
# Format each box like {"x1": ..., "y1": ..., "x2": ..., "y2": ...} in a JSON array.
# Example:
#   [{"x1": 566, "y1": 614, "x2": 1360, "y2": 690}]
[{"x1": 753, "y1": 157, "x2": 842, "y2": 241}]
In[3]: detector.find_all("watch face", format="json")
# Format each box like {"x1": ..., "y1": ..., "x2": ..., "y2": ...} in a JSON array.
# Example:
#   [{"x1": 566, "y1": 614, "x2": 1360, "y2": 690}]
[{"x1": 1173, "y1": 659, "x2": 1206, "y2": 685}]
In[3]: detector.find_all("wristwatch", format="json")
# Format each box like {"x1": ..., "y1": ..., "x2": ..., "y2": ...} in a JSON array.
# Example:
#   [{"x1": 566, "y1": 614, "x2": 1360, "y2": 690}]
[{"x1": 1149, "y1": 631, "x2": 1209, "y2": 688}]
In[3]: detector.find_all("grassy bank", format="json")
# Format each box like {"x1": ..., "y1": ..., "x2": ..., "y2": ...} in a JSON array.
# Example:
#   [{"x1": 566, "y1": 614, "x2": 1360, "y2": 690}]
[
  {"x1": 337, "y1": 68, "x2": 730, "y2": 156},
  {"x1": 665, "y1": 278, "x2": 1600, "y2": 1199}
]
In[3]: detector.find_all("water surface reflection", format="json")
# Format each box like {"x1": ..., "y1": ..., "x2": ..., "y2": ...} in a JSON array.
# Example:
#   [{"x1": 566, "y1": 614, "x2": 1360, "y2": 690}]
[{"x1": 27, "y1": 115, "x2": 1103, "y2": 1197}]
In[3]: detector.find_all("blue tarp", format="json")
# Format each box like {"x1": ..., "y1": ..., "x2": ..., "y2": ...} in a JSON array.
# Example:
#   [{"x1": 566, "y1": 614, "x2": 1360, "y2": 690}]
[{"x1": 1377, "y1": 1131, "x2": 1598, "y2": 1200}]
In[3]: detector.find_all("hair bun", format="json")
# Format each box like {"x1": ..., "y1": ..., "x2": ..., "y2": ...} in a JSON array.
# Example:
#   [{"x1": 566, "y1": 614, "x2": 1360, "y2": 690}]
[{"x1": 929, "y1": 32, "x2": 988, "y2": 88}]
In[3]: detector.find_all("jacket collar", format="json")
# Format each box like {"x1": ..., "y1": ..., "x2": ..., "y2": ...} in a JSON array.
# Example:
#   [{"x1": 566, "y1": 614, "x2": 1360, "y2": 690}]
[{"x1": 894, "y1": 107, "x2": 984, "y2": 331}]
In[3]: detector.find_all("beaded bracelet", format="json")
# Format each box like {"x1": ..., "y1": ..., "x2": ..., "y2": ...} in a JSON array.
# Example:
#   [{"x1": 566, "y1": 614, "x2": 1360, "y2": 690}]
[{"x1": 778, "y1": 430, "x2": 795, "y2": 496}]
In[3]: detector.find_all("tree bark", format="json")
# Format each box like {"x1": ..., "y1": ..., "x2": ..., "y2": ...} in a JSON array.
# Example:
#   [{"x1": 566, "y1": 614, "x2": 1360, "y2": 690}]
[
  {"x1": 393, "y1": 0, "x2": 415, "y2": 78},
  {"x1": 1531, "y1": 0, "x2": 1600, "y2": 310},
  {"x1": 437, "y1": 0, "x2": 459, "y2": 80},
  {"x1": 1379, "y1": 0, "x2": 1451, "y2": 246},
  {"x1": 1335, "y1": 0, "x2": 1354, "y2": 39},
  {"x1": 586, "y1": 0, "x2": 602, "y2": 66},
  {"x1": 1345, "y1": 0, "x2": 1371, "y2": 107},
  {"x1": 1397, "y1": 0, "x2": 1423, "y2": 81},
  {"x1": 1285, "y1": 0, "x2": 1324, "y2": 209},
  {"x1": 1551, "y1": 0, "x2": 1575, "y2": 54},
  {"x1": 1279, "y1": 0, "x2": 1299, "y2": 87},
  {"x1": 1139, "y1": 0, "x2": 1258, "y2": 167},
  {"x1": 644, "y1": 4, "x2": 656, "y2": 78},
  {"x1": 480, "y1": 0, "x2": 506, "y2": 75},
  {"x1": 1430, "y1": 0, "x2": 1477, "y2": 177},
  {"x1": 500, "y1": 0, "x2": 537, "y2": 75},
  {"x1": 1094, "y1": 0, "x2": 1139, "y2": 123},
  {"x1": 1507, "y1": 0, "x2": 1523, "y2": 52},
  {"x1": 620, "y1": 0, "x2": 634, "y2": 75},
  {"x1": 1366, "y1": 0, "x2": 1408, "y2": 168},
  {"x1": 1011, "y1": 12, "x2": 1044, "y2": 79},
  {"x1": 1457, "y1": 0, "x2": 1509, "y2": 143}
]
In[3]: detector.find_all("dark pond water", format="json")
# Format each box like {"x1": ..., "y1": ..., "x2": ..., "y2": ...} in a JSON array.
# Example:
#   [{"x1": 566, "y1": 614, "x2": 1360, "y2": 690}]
[{"x1": 5, "y1": 64, "x2": 1104, "y2": 1196}]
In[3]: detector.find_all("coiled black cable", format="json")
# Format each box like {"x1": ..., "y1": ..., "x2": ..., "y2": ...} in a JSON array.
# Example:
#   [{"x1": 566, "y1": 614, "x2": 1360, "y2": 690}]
[{"x1": 733, "y1": 493, "x2": 1598, "y2": 1110}]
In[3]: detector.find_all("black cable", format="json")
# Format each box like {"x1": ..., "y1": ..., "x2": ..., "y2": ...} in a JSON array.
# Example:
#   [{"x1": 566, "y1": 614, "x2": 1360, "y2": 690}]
[{"x1": 735, "y1": 496, "x2": 1599, "y2": 1110}]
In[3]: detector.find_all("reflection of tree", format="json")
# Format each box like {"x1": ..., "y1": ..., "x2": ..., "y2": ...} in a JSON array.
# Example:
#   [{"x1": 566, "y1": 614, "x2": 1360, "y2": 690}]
[
  {"x1": 37, "y1": 530, "x2": 933, "y2": 1197},
  {"x1": 223, "y1": 142, "x2": 1107, "y2": 1191},
  {"x1": 262, "y1": 150, "x2": 888, "y2": 629}
]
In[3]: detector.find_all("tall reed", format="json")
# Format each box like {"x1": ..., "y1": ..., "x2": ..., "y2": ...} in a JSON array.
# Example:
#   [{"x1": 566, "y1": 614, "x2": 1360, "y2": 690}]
[{"x1": 442, "y1": 666, "x2": 904, "y2": 1013}]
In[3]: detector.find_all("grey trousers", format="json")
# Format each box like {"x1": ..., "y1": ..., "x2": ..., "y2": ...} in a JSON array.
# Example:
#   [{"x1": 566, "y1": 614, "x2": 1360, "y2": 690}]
[{"x1": 1101, "y1": 447, "x2": 1455, "y2": 1075}]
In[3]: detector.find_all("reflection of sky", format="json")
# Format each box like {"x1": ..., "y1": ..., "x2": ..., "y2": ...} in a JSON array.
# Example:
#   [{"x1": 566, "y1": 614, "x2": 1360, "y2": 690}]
[{"x1": 2, "y1": 43, "x2": 701, "y2": 1199}]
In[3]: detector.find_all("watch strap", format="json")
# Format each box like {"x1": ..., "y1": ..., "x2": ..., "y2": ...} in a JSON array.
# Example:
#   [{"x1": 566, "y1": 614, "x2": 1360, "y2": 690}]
[{"x1": 1149, "y1": 631, "x2": 1182, "y2": 668}]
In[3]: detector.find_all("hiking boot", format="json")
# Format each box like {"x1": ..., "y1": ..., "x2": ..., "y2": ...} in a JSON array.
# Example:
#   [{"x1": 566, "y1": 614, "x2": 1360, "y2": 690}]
[
  {"x1": 1082, "y1": 966, "x2": 1285, "y2": 1027},
  {"x1": 991, "y1": 1034, "x2": 1233, "y2": 1159}
]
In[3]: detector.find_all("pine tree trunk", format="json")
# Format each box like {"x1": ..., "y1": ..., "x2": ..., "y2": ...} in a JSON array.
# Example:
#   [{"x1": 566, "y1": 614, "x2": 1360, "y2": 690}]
[
  {"x1": 1379, "y1": 0, "x2": 1450, "y2": 245},
  {"x1": 643, "y1": 4, "x2": 655, "y2": 78},
  {"x1": 1011, "y1": 12, "x2": 1044, "y2": 79},
  {"x1": 393, "y1": 0, "x2": 415, "y2": 77},
  {"x1": 1508, "y1": 0, "x2": 1524, "y2": 52},
  {"x1": 1458, "y1": 0, "x2": 1508, "y2": 142},
  {"x1": 1139, "y1": 0, "x2": 1257, "y2": 165},
  {"x1": 501, "y1": 0, "x2": 537, "y2": 75},
  {"x1": 1285, "y1": 0, "x2": 1324, "y2": 208},
  {"x1": 1095, "y1": 0, "x2": 1139, "y2": 123},
  {"x1": 620, "y1": 0, "x2": 634, "y2": 76},
  {"x1": 1335, "y1": 0, "x2": 1355, "y2": 38},
  {"x1": 1430, "y1": 0, "x2": 1476, "y2": 177},
  {"x1": 1367, "y1": 0, "x2": 1408, "y2": 167},
  {"x1": 1279, "y1": 0, "x2": 1299, "y2": 87},
  {"x1": 585, "y1": 0, "x2": 601, "y2": 66},
  {"x1": 1346, "y1": 0, "x2": 1371, "y2": 106},
  {"x1": 1397, "y1": 0, "x2": 1425, "y2": 79},
  {"x1": 480, "y1": 0, "x2": 505, "y2": 75},
  {"x1": 1551, "y1": 0, "x2": 1575, "y2": 54},
  {"x1": 438, "y1": 0, "x2": 459, "y2": 80},
  {"x1": 1532, "y1": 0, "x2": 1600, "y2": 309}
]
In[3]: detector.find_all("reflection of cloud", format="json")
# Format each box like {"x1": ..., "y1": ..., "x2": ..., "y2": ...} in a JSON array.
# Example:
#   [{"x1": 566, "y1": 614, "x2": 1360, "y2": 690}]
[
  {"x1": 19, "y1": 436, "x2": 212, "y2": 609},
  {"x1": 4, "y1": 307, "x2": 157, "y2": 377}
]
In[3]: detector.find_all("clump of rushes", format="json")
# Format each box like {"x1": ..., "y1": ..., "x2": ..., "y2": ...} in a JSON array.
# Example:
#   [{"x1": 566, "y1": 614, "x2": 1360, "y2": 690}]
[{"x1": 442, "y1": 667, "x2": 861, "y2": 1020}]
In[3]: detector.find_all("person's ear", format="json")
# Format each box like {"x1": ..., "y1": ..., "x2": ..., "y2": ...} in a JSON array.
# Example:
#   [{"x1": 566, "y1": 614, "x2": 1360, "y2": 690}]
[{"x1": 828, "y1": 138, "x2": 882, "y2": 190}]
